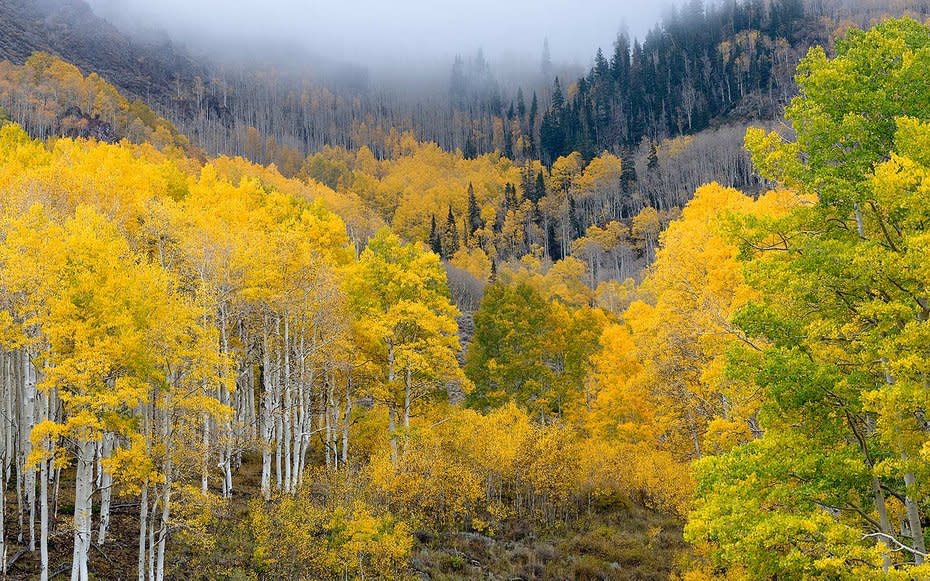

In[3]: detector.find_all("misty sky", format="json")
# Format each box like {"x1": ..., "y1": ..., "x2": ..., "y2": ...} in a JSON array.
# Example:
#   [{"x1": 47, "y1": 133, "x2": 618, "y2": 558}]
[{"x1": 87, "y1": 0, "x2": 681, "y2": 69}]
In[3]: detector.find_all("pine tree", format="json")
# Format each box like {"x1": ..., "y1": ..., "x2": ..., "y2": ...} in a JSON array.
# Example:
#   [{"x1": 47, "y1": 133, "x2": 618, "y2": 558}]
[
  {"x1": 547, "y1": 222, "x2": 562, "y2": 261},
  {"x1": 442, "y1": 205, "x2": 460, "y2": 258},
  {"x1": 551, "y1": 78, "x2": 565, "y2": 114},
  {"x1": 506, "y1": 182, "x2": 518, "y2": 208},
  {"x1": 466, "y1": 184, "x2": 480, "y2": 238},
  {"x1": 541, "y1": 38, "x2": 553, "y2": 79},
  {"x1": 534, "y1": 170, "x2": 546, "y2": 203},
  {"x1": 569, "y1": 195, "x2": 581, "y2": 241},
  {"x1": 519, "y1": 165, "x2": 535, "y2": 202},
  {"x1": 463, "y1": 133, "x2": 477, "y2": 160},
  {"x1": 429, "y1": 214, "x2": 442, "y2": 255}
]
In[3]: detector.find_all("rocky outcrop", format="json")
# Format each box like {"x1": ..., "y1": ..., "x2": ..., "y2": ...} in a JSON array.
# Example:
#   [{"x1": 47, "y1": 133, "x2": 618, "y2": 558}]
[{"x1": 58, "y1": 105, "x2": 117, "y2": 141}]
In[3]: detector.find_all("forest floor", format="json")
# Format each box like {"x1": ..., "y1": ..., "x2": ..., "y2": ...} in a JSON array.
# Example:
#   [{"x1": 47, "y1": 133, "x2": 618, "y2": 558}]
[
  {"x1": 407, "y1": 504, "x2": 686, "y2": 581},
  {"x1": 0, "y1": 458, "x2": 687, "y2": 580}
]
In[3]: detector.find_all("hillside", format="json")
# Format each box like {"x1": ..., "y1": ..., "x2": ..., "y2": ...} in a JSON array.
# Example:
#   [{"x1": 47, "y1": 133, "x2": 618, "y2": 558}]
[
  {"x1": 2, "y1": 1, "x2": 930, "y2": 580},
  {"x1": 0, "y1": 0, "x2": 205, "y2": 108},
  {"x1": 4, "y1": 1, "x2": 929, "y2": 165},
  {"x1": 3, "y1": 0, "x2": 927, "y2": 217}
]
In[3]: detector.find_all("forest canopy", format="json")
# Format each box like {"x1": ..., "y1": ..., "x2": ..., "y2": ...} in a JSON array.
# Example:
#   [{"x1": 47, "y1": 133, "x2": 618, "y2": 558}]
[{"x1": 1, "y1": 3, "x2": 930, "y2": 581}]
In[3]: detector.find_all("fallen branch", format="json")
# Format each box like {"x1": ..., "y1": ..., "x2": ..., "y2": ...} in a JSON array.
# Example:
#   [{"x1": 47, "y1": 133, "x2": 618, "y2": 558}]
[
  {"x1": 49, "y1": 563, "x2": 70, "y2": 579},
  {"x1": 5, "y1": 549, "x2": 25, "y2": 570},
  {"x1": 92, "y1": 542, "x2": 116, "y2": 567}
]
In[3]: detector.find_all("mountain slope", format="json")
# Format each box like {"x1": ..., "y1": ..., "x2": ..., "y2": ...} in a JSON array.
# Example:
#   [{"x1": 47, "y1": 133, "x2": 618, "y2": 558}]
[{"x1": 0, "y1": 0, "x2": 205, "y2": 108}]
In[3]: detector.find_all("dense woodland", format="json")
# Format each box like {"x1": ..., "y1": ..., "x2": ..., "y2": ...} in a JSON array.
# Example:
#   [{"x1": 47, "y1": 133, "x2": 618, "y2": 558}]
[
  {"x1": 5, "y1": 1, "x2": 930, "y2": 206},
  {"x1": 1, "y1": 1, "x2": 930, "y2": 581}
]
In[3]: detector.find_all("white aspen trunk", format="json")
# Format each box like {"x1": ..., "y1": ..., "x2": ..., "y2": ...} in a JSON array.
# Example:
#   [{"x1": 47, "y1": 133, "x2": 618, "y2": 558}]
[
  {"x1": 872, "y1": 477, "x2": 893, "y2": 573},
  {"x1": 70, "y1": 439, "x2": 95, "y2": 581},
  {"x1": 297, "y1": 367, "x2": 314, "y2": 488},
  {"x1": 248, "y1": 362, "x2": 257, "y2": 441},
  {"x1": 155, "y1": 391, "x2": 173, "y2": 581},
  {"x1": 274, "y1": 355, "x2": 283, "y2": 492},
  {"x1": 201, "y1": 411, "x2": 210, "y2": 495},
  {"x1": 222, "y1": 389, "x2": 232, "y2": 488},
  {"x1": 220, "y1": 306, "x2": 233, "y2": 499},
  {"x1": 222, "y1": 435, "x2": 233, "y2": 498},
  {"x1": 324, "y1": 376, "x2": 332, "y2": 470},
  {"x1": 15, "y1": 428, "x2": 23, "y2": 546},
  {"x1": 260, "y1": 318, "x2": 273, "y2": 500},
  {"x1": 296, "y1": 331, "x2": 317, "y2": 488},
  {"x1": 903, "y1": 464, "x2": 926, "y2": 563},
  {"x1": 0, "y1": 352, "x2": 9, "y2": 576},
  {"x1": 95, "y1": 438, "x2": 103, "y2": 490},
  {"x1": 138, "y1": 483, "x2": 149, "y2": 581},
  {"x1": 0, "y1": 458, "x2": 5, "y2": 577},
  {"x1": 198, "y1": 305, "x2": 210, "y2": 497},
  {"x1": 155, "y1": 480, "x2": 171, "y2": 581},
  {"x1": 53, "y1": 465, "x2": 60, "y2": 520},
  {"x1": 882, "y1": 360, "x2": 927, "y2": 564},
  {"x1": 291, "y1": 324, "x2": 306, "y2": 491},
  {"x1": 97, "y1": 432, "x2": 114, "y2": 544},
  {"x1": 39, "y1": 454, "x2": 48, "y2": 581},
  {"x1": 39, "y1": 387, "x2": 50, "y2": 581},
  {"x1": 403, "y1": 367, "x2": 412, "y2": 430},
  {"x1": 341, "y1": 372, "x2": 352, "y2": 468},
  {"x1": 387, "y1": 341, "x2": 398, "y2": 464},
  {"x1": 138, "y1": 398, "x2": 151, "y2": 581},
  {"x1": 282, "y1": 315, "x2": 292, "y2": 493},
  {"x1": 274, "y1": 410, "x2": 283, "y2": 492},
  {"x1": 147, "y1": 493, "x2": 155, "y2": 581},
  {"x1": 291, "y1": 371, "x2": 304, "y2": 490},
  {"x1": 328, "y1": 375, "x2": 338, "y2": 470},
  {"x1": 22, "y1": 350, "x2": 36, "y2": 552},
  {"x1": 244, "y1": 322, "x2": 257, "y2": 442}
]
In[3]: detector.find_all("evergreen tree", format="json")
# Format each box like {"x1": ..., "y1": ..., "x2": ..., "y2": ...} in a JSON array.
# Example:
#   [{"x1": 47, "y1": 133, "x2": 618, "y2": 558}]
[
  {"x1": 551, "y1": 77, "x2": 565, "y2": 114},
  {"x1": 520, "y1": 165, "x2": 536, "y2": 204},
  {"x1": 463, "y1": 133, "x2": 477, "y2": 160},
  {"x1": 466, "y1": 183, "x2": 481, "y2": 238},
  {"x1": 540, "y1": 78, "x2": 567, "y2": 164},
  {"x1": 442, "y1": 205, "x2": 460, "y2": 258},
  {"x1": 541, "y1": 38, "x2": 553, "y2": 79},
  {"x1": 546, "y1": 223, "x2": 562, "y2": 261},
  {"x1": 531, "y1": 170, "x2": 546, "y2": 203},
  {"x1": 507, "y1": 183, "x2": 518, "y2": 206},
  {"x1": 568, "y1": 195, "x2": 581, "y2": 241},
  {"x1": 429, "y1": 214, "x2": 442, "y2": 255}
]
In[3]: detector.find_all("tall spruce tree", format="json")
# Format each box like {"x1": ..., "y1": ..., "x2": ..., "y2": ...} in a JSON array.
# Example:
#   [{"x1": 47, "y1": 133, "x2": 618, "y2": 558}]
[
  {"x1": 442, "y1": 205, "x2": 460, "y2": 258},
  {"x1": 466, "y1": 184, "x2": 481, "y2": 238},
  {"x1": 429, "y1": 214, "x2": 442, "y2": 255}
]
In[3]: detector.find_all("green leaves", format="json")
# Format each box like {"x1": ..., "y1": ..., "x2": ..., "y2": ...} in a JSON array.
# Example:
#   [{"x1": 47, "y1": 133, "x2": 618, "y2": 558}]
[
  {"x1": 465, "y1": 282, "x2": 557, "y2": 413},
  {"x1": 693, "y1": 18, "x2": 930, "y2": 578}
]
